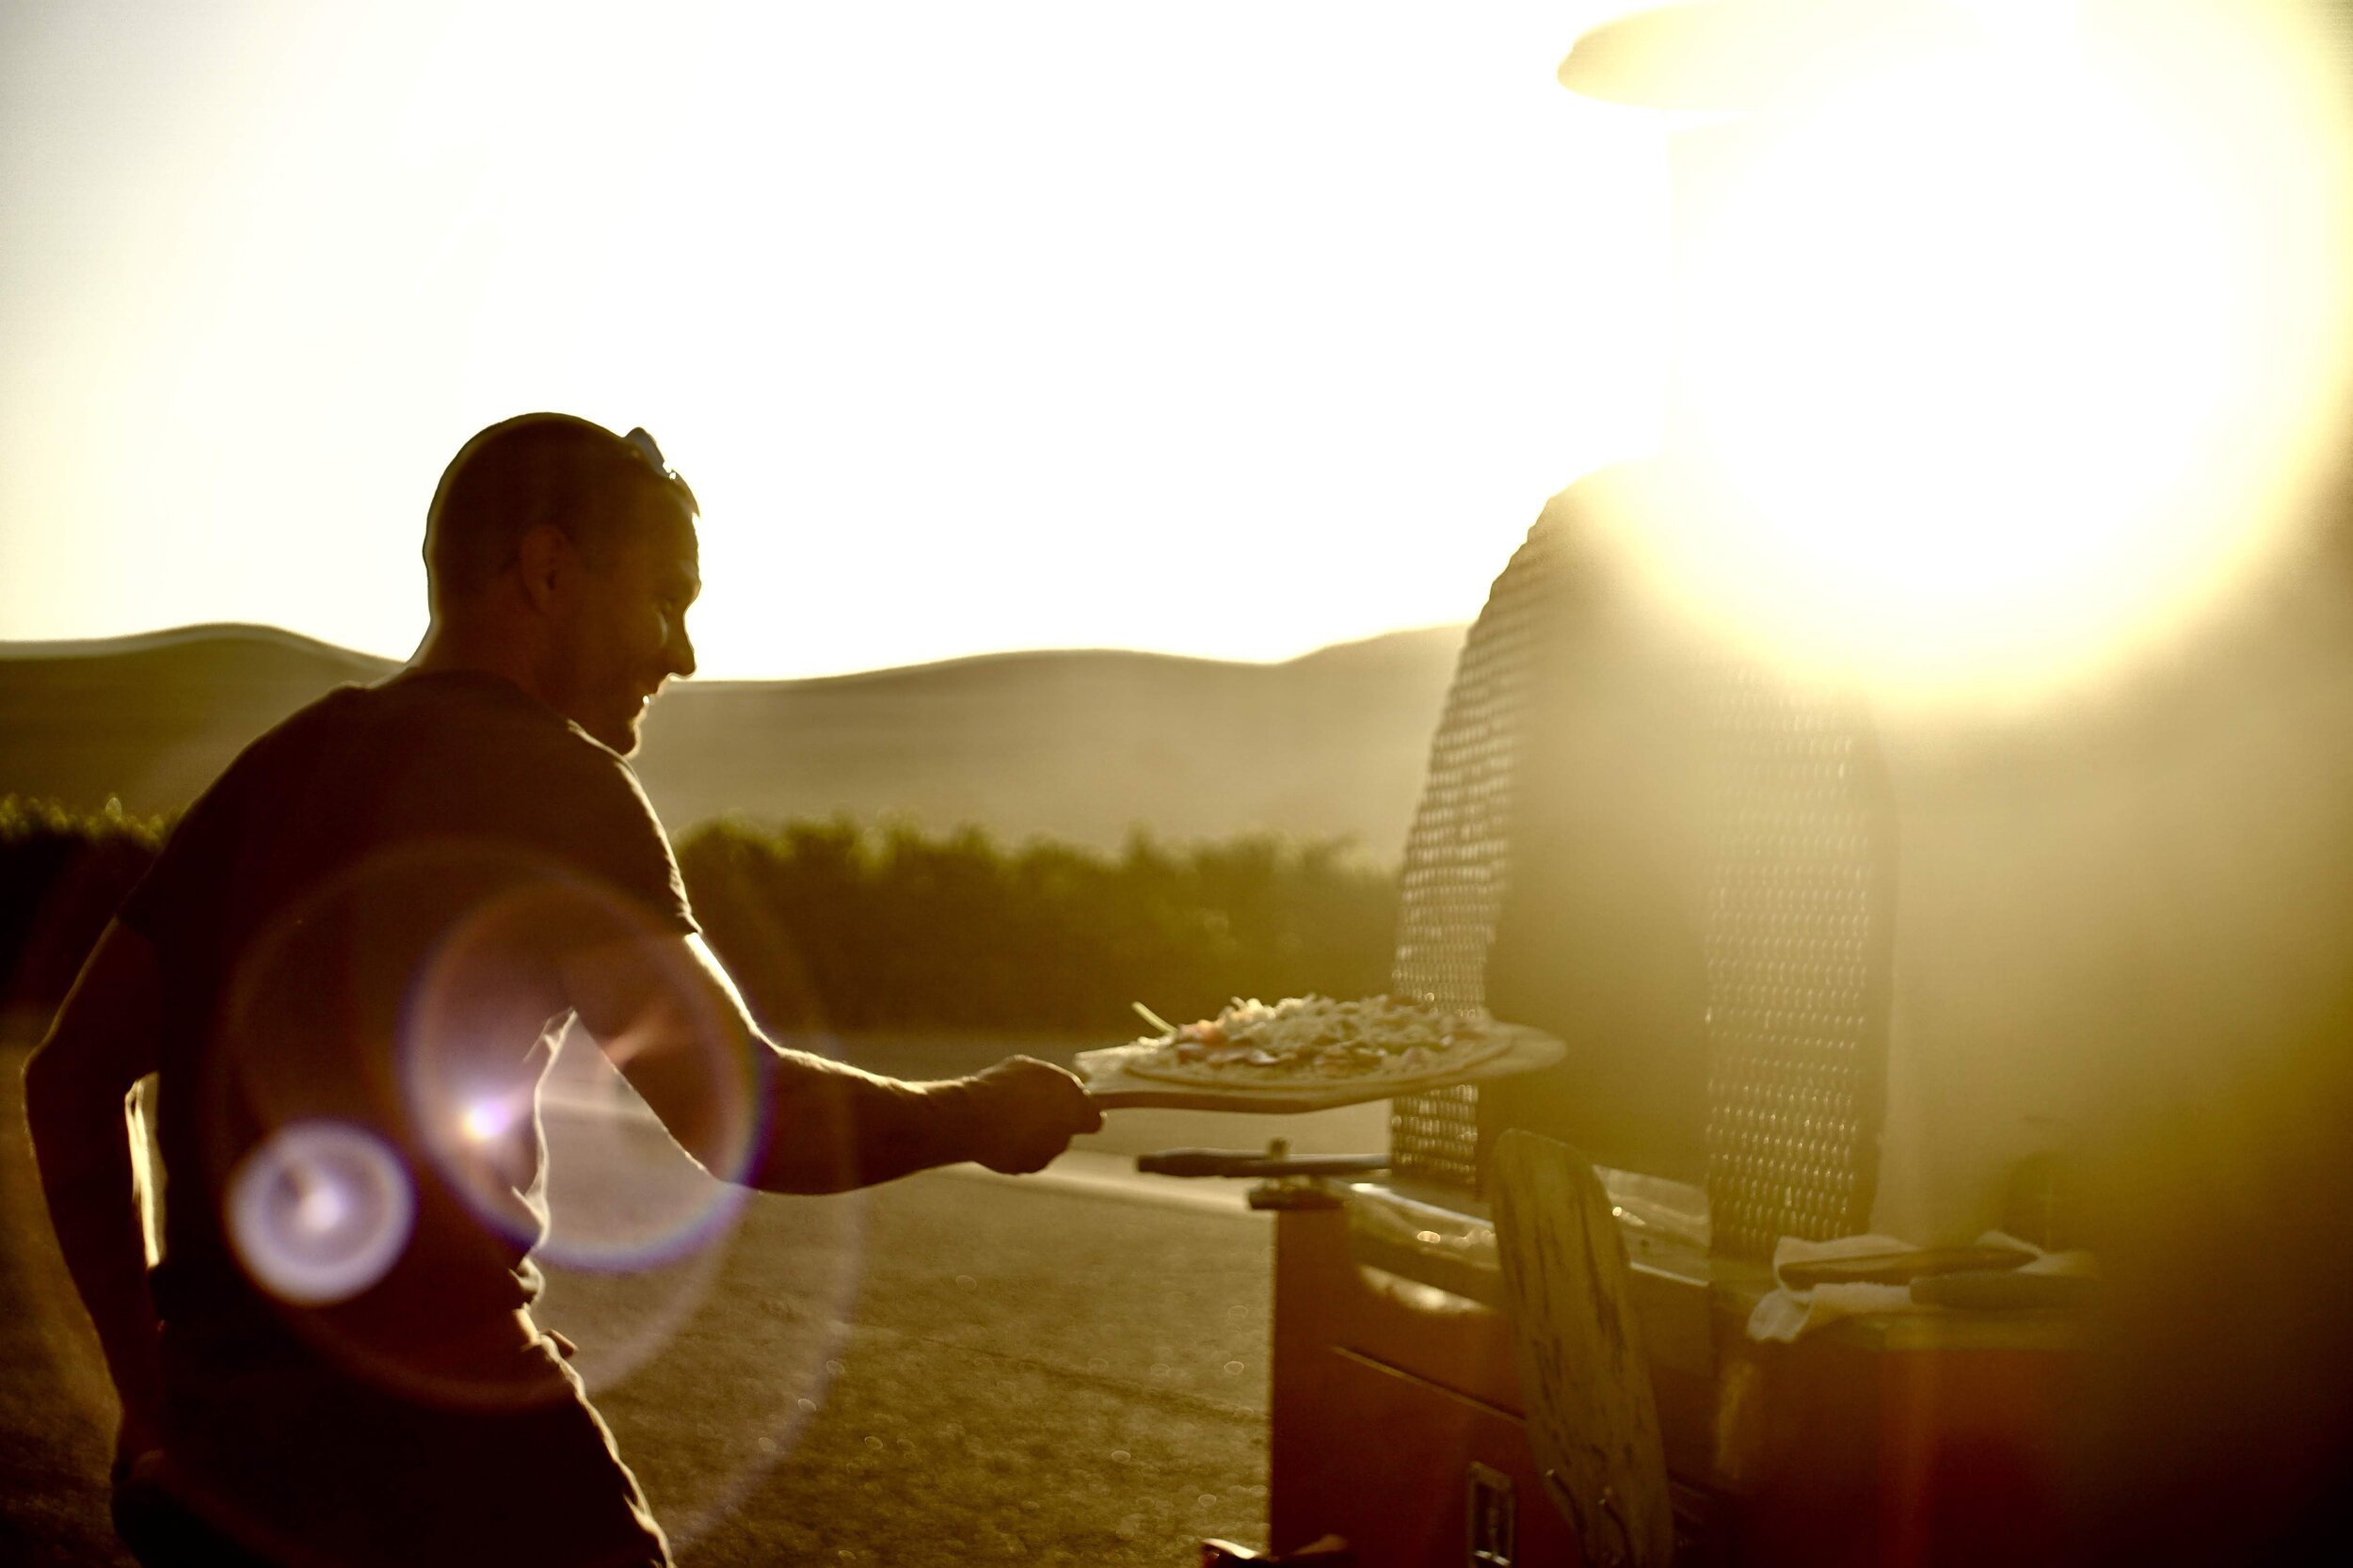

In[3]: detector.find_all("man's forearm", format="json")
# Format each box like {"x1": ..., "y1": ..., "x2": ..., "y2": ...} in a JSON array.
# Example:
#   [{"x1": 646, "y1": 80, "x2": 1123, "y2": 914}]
[
  {"x1": 574, "y1": 933, "x2": 1089, "y2": 1193},
  {"x1": 23, "y1": 1063, "x2": 164, "y2": 1427},
  {"x1": 742, "y1": 1048, "x2": 984, "y2": 1193}
]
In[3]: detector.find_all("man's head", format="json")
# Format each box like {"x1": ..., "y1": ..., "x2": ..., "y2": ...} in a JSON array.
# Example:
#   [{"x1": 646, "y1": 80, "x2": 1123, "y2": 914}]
[{"x1": 423, "y1": 414, "x2": 702, "y2": 754}]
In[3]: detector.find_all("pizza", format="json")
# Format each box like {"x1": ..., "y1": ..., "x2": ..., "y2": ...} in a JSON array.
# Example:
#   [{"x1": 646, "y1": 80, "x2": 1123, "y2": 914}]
[{"x1": 1085, "y1": 993, "x2": 1511, "y2": 1090}]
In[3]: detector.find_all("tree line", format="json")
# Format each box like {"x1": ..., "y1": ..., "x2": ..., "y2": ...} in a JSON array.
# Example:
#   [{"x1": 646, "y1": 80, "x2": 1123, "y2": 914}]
[
  {"x1": 0, "y1": 797, "x2": 1400, "y2": 1037},
  {"x1": 0, "y1": 795, "x2": 165, "y2": 1021}
]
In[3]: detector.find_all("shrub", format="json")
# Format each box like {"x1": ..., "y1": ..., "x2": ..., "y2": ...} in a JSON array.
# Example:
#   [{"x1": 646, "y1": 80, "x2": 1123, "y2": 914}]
[
  {"x1": 676, "y1": 817, "x2": 1399, "y2": 1037},
  {"x1": 0, "y1": 798, "x2": 1401, "y2": 1038},
  {"x1": 0, "y1": 796, "x2": 166, "y2": 1016}
]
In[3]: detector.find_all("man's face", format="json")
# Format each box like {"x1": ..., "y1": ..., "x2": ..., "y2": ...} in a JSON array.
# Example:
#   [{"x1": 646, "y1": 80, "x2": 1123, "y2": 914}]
[{"x1": 546, "y1": 498, "x2": 701, "y2": 755}]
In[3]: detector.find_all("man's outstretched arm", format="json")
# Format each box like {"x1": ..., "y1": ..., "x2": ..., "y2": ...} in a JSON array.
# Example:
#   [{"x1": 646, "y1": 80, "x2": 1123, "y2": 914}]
[
  {"x1": 22, "y1": 920, "x2": 166, "y2": 1474},
  {"x1": 560, "y1": 932, "x2": 1102, "y2": 1194}
]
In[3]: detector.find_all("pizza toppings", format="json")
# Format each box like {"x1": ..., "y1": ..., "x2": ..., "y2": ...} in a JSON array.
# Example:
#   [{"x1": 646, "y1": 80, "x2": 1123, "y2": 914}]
[{"x1": 1117, "y1": 993, "x2": 1496, "y2": 1084}]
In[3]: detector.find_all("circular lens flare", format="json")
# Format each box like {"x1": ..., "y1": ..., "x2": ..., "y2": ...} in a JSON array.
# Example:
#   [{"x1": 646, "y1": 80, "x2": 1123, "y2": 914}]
[
  {"x1": 197, "y1": 838, "x2": 845, "y2": 1414},
  {"x1": 401, "y1": 880, "x2": 758, "y2": 1269},
  {"x1": 226, "y1": 1121, "x2": 415, "y2": 1306},
  {"x1": 530, "y1": 1030, "x2": 755, "y2": 1272},
  {"x1": 458, "y1": 1096, "x2": 521, "y2": 1144}
]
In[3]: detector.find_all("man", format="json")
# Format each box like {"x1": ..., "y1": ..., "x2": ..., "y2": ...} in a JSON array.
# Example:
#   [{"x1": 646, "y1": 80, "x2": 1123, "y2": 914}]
[{"x1": 23, "y1": 413, "x2": 1103, "y2": 1566}]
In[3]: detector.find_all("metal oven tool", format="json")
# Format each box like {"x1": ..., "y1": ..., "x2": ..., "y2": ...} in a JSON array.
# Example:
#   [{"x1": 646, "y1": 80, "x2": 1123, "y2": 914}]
[{"x1": 1134, "y1": 1140, "x2": 1388, "y2": 1210}]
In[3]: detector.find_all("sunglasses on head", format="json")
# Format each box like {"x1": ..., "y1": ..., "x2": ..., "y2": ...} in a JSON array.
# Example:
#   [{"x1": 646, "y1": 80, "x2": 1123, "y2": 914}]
[{"x1": 621, "y1": 426, "x2": 698, "y2": 514}]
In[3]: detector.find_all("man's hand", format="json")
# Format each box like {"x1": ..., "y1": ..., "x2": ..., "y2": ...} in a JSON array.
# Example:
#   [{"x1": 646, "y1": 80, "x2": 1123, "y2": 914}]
[{"x1": 957, "y1": 1056, "x2": 1103, "y2": 1175}]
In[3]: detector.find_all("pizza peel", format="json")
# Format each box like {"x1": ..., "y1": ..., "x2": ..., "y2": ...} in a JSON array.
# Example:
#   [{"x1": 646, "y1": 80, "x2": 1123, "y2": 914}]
[{"x1": 1075, "y1": 1022, "x2": 1567, "y2": 1113}]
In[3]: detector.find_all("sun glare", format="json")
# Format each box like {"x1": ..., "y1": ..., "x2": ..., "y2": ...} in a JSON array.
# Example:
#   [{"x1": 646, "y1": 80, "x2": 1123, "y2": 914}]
[{"x1": 1630, "y1": 3, "x2": 2353, "y2": 706}]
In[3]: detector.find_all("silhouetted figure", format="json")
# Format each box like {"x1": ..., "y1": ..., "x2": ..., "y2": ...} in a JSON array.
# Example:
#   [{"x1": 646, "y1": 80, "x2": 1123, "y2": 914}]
[{"x1": 22, "y1": 413, "x2": 1101, "y2": 1567}]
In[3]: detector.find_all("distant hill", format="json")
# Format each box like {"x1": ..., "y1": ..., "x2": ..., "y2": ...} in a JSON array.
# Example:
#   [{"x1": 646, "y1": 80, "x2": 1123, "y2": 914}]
[{"x1": 0, "y1": 623, "x2": 1467, "y2": 854}]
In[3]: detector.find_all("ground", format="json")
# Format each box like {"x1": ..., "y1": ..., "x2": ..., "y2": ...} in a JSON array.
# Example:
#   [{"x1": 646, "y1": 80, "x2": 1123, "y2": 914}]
[{"x1": 1, "y1": 1035, "x2": 1389, "y2": 1565}]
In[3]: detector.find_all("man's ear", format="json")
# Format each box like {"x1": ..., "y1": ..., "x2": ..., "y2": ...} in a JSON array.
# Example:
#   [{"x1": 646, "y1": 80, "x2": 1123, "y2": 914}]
[{"x1": 514, "y1": 523, "x2": 575, "y2": 614}]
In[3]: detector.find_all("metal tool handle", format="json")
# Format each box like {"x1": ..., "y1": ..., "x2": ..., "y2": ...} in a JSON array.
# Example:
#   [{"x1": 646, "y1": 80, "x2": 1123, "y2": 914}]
[{"x1": 1135, "y1": 1148, "x2": 1390, "y2": 1179}]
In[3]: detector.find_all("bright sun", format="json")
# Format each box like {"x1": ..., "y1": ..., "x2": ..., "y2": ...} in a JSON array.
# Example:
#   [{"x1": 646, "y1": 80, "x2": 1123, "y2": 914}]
[{"x1": 1625, "y1": 2, "x2": 2353, "y2": 706}]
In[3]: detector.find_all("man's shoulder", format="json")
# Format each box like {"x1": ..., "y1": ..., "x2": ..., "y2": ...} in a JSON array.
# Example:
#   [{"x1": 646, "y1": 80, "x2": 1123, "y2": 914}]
[
  {"x1": 354, "y1": 675, "x2": 690, "y2": 927},
  {"x1": 128, "y1": 671, "x2": 693, "y2": 951},
  {"x1": 350, "y1": 670, "x2": 616, "y2": 762},
  {"x1": 217, "y1": 672, "x2": 653, "y2": 838}
]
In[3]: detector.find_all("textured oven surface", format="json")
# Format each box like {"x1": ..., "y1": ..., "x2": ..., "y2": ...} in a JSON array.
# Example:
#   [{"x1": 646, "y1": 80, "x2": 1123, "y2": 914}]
[
  {"x1": 1385, "y1": 467, "x2": 1895, "y2": 1257},
  {"x1": 1386, "y1": 512, "x2": 1569, "y2": 1190},
  {"x1": 1696, "y1": 664, "x2": 1893, "y2": 1257}
]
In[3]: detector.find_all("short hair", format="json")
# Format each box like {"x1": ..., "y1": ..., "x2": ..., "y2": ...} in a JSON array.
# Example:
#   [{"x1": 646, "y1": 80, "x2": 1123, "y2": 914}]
[{"x1": 424, "y1": 413, "x2": 697, "y2": 603}]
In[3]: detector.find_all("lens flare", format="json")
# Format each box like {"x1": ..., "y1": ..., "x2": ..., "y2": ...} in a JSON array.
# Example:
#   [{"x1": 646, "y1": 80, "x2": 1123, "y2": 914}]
[
  {"x1": 195, "y1": 836, "x2": 865, "y2": 1426},
  {"x1": 458, "y1": 1101, "x2": 501, "y2": 1143},
  {"x1": 226, "y1": 1121, "x2": 415, "y2": 1306},
  {"x1": 530, "y1": 1035, "x2": 755, "y2": 1272},
  {"x1": 404, "y1": 882, "x2": 764, "y2": 1272}
]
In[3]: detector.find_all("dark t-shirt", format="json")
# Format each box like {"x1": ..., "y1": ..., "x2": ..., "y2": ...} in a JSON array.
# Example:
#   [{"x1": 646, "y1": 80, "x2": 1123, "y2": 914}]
[{"x1": 121, "y1": 669, "x2": 696, "y2": 1365}]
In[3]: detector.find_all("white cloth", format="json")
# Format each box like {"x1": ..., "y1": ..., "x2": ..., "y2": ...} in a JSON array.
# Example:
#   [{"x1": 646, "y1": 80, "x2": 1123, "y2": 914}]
[{"x1": 1745, "y1": 1230, "x2": 2097, "y2": 1342}]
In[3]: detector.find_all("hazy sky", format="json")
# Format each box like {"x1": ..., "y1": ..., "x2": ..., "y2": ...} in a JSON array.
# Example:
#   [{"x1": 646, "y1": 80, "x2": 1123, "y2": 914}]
[{"x1": 0, "y1": 1, "x2": 1668, "y2": 679}]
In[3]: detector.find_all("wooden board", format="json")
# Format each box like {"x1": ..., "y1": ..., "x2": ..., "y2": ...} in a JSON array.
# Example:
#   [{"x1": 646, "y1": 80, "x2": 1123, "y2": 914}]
[
  {"x1": 1489, "y1": 1128, "x2": 1676, "y2": 1568},
  {"x1": 1076, "y1": 1024, "x2": 1565, "y2": 1112}
]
